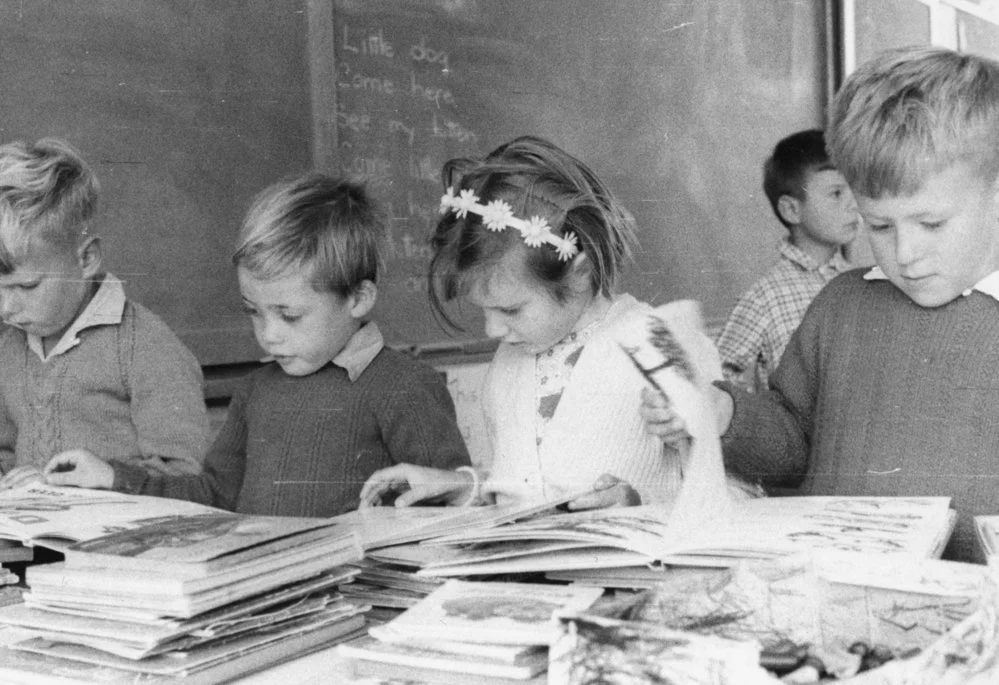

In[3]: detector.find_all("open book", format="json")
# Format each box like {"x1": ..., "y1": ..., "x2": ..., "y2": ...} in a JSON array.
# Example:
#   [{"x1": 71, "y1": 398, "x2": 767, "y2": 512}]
[
  {"x1": 0, "y1": 483, "x2": 224, "y2": 552},
  {"x1": 411, "y1": 496, "x2": 955, "y2": 577},
  {"x1": 325, "y1": 488, "x2": 590, "y2": 551}
]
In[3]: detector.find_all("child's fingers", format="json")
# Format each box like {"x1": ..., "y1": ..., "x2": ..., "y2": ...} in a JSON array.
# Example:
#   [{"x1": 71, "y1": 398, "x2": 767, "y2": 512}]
[
  {"x1": 0, "y1": 466, "x2": 42, "y2": 490},
  {"x1": 568, "y1": 481, "x2": 640, "y2": 510},
  {"x1": 359, "y1": 465, "x2": 413, "y2": 507},
  {"x1": 44, "y1": 471, "x2": 76, "y2": 487}
]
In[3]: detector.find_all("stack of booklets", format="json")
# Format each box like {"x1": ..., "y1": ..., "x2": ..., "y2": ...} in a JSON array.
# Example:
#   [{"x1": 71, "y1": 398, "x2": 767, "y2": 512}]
[
  {"x1": 0, "y1": 483, "x2": 367, "y2": 684},
  {"x1": 399, "y1": 495, "x2": 956, "y2": 579},
  {"x1": 340, "y1": 558, "x2": 445, "y2": 610},
  {"x1": 337, "y1": 578, "x2": 605, "y2": 685}
]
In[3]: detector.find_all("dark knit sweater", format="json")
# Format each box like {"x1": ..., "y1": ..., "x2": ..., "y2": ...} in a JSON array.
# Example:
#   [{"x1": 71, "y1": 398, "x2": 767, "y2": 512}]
[
  {"x1": 114, "y1": 347, "x2": 471, "y2": 517},
  {"x1": 722, "y1": 269, "x2": 999, "y2": 562}
]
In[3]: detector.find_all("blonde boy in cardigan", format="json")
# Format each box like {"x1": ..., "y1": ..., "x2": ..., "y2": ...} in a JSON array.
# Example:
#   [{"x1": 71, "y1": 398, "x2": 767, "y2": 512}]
[{"x1": 0, "y1": 138, "x2": 208, "y2": 488}]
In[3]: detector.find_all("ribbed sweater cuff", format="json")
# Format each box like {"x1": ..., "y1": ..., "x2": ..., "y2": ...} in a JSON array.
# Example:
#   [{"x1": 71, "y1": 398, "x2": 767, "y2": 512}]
[{"x1": 111, "y1": 461, "x2": 151, "y2": 495}]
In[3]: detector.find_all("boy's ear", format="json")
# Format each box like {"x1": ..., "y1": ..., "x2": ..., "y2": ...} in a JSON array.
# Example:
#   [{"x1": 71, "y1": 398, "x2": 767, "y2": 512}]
[
  {"x1": 77, "y1": 236, "x2": 103, "y2": 279},
  {"x1": 777, "y1": 194, "x2": 801, "y2": 226},
  {"x1": 348, "y1": 279, "x2": 377, "y2": 319}
]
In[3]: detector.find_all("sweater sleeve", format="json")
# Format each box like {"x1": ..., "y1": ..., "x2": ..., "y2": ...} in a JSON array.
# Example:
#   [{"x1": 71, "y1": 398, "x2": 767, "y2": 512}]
[
  {"x1": 719, "y1": 290, "x2": 822, "y2": 486},
  {"x1": 373, "y1": 359, "x2": 471, "y2": 473},
  {"x1": 0, "y1": 406, "x2": 15, "y2": 475},
  {"x1": 121, "y1": 305, "x2": 210, "y2": 476},
  {"x1": 113, "y1": 378, "x2": 250, "y2": 511}
]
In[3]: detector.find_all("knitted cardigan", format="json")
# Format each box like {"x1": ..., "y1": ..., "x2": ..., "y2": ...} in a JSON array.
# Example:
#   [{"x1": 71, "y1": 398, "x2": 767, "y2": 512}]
[
  {"x1": 721, "y1": 269, "x2": 999, "y2": 562},
  {"x1": 114, "y1": 346, "x2": 471, "y2": 517},
  {"x1": 0, "y1": 298, "x2": 208, "y2": 476},
  {"x1": 482, "y1": 294, "x2": 685, "y2": 505}
]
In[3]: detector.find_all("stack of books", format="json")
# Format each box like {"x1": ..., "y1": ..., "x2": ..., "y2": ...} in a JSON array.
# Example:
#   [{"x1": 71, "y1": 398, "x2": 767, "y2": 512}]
[
  {"x1": 0, "y1": 483, "x2": 367, "y2": 683},
  {"x1": 338, "y1": 578, "x2": 605, "y2": 685},
  {"x1": 340, "y1": 558, "x2": 445, "y2": 610}
]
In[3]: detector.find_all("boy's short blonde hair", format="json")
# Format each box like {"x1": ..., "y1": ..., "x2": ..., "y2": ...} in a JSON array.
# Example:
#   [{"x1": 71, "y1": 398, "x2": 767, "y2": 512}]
[
  {"x1": 0, "y1": 138, "x2": 99, "y2": 273},
  {"x1": 828, "y1": 45, "x2": 999, "y2": 199},
  {"x1": 233, "y1": 173, "x2": 385, "y2": 297}
]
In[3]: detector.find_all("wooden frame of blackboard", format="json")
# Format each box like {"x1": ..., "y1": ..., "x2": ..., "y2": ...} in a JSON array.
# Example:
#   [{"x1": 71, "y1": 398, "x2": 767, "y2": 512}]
[{"x1": 839, "y1": 0, "x2": 999, "y2": 79}]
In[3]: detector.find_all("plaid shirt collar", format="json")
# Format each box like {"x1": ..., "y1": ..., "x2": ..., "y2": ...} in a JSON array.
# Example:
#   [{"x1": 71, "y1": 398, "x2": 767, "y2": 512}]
[
  {"x1": 864, "y1": 267, "x2": 999, "y2": 302},
  {"x1": 778, "y1": 238, "x2": 850, "y2": 274}
]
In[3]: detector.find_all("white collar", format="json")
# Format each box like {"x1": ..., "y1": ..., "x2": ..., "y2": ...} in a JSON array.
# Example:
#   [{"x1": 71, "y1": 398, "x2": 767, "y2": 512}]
[
  {"x1": 863, "y1": 266, "x2": 999, "y2": 302},
  {"x1": 28, "y1": 274, "x2": 125, "y2": 361}
]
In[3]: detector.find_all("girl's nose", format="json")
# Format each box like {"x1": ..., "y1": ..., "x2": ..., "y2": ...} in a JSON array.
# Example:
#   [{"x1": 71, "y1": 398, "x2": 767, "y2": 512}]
[
  {"x1": 0, "y1": 291, "x2": 19, "y2": 321},
  {"x1": 483, "y1": 311, "x2": 507, "y2": 340}
]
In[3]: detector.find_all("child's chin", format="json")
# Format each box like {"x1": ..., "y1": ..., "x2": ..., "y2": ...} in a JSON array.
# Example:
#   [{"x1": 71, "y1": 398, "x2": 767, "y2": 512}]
[{"x1": 277, "y1": 359, "x2": 320, "y2": 376}]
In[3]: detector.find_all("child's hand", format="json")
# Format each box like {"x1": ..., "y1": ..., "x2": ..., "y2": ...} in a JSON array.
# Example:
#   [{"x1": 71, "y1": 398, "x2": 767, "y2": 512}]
[
  {"x1": 639, "y1": 386, "x2": 690, "y2": 443},
  {"x1": 359, "y1": 464, "x2": 474, "y2": 508},
  {"x1": 567, "y1": 473, "x2": 641, "y2": 510},
  {"x1": 0, "y1": 465, "x2": 44, "y2": 491},
  {"x1": 43, "y1": 450, "x2": 113, "y2": 489}
]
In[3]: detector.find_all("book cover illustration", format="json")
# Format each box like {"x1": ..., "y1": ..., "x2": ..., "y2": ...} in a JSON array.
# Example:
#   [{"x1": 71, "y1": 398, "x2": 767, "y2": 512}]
[
  {"x1": 0, "y1": 483, "x2": 221, "y2": 549},
  {"x1": 67, "y1": 511, "x2": 342, "y2": 566},
  {"x1": 384, "y1": 579, "x2": 604, "y2": 646},
  {"x1": 548, "y1": 612, "x2": 771, "y2": 685},
  {"x1": 623, "y1": 550, "x2": 991, "y2": 657}
]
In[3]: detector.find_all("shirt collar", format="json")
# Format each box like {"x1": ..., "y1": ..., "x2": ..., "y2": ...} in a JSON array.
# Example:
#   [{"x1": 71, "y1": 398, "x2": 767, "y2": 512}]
[
  {"x1": 778, "y1": 237, "x2": 849, "y2": 273},
  {"x1": 863, "y1": 266, "x2": 999, "y2": 302},
  {"x1": 332, "y1": 321, "x2": 384, "y2": 381},
  {"x1": 28, "y1": 274, "x2": 124, "y2": 361}
]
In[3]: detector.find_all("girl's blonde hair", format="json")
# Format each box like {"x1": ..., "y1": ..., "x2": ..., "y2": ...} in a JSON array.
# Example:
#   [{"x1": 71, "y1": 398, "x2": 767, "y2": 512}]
[
  {"x1": 0, "y1": 138, "x2": 99, "y2": 273},
  {"x1": 828, "y1": 45, "x2": 999, "y2": 198},
  {"x1": 233, "y1": 173, "x2": 385, "y2": 297},
  {"x1": 429, "y1": 136, "x2": 636, "y2": 330}
]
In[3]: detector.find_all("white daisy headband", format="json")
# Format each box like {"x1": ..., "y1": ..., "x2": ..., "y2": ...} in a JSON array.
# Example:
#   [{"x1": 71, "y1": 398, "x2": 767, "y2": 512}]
[{"x1": 439, "y1": 187, "x2": 579, "y2": 262}]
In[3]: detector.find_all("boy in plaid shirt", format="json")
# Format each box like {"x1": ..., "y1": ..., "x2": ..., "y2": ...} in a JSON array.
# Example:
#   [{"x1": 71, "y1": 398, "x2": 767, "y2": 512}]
[{"x1": 716, "y1": 129, "x2": 859, "y2": 391}]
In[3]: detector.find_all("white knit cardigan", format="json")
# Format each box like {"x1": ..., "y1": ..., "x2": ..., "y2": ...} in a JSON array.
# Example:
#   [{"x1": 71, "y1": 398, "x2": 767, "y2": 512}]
[{"x1": 479, "y1": 294, "x2": 686, "y2": 505}]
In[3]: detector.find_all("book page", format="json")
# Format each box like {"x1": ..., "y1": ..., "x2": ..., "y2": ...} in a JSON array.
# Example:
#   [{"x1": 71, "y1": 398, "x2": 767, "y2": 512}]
[
  {"x1": 385, "y1": 579, "x2": 604, "y2": 646},
  {"x1": 0, "y1": 484, "x2": 221, "y2": 549},
  {"x1": 616, "y1": 300, "x2": 733, "y2": 543}
]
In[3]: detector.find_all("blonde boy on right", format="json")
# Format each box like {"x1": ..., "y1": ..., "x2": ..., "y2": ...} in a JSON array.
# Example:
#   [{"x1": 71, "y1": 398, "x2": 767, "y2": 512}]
[{"x1": 643, "y1": 46, "x2": 999, "y2": 563}]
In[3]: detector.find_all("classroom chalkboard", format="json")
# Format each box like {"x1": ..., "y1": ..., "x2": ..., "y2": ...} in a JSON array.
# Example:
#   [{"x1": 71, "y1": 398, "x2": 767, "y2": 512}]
[
  {"x1": 0, "y1": 1, "x2": 830, "y2": 366},
  {"x1": 0, "y1": 0, "x2": 315, "y2": 366},
  {"x1": 326, "y1": 0, "x2": 829, "y2": 352}
]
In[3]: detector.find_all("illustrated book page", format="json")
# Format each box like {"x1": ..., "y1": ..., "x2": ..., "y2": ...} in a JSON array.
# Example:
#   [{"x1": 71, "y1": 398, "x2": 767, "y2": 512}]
[
  {"x1": 382, "y1": 579, "x2": 604, "y2": 646},
  {"x1": 0, "y1": 483, "x2": 223, "y2": 551},
  {"x1": 417, "y1": 495, "x2": 954, "y2": 575}
]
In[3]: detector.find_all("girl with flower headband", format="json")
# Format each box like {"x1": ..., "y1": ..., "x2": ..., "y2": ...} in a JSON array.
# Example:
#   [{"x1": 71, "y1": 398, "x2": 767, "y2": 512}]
[{"x1": 360, "y1": 136, "x2": 738, "y2": 510}]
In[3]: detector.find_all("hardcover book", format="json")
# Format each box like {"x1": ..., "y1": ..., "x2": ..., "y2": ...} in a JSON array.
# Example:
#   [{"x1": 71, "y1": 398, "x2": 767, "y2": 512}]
[
  {"x1": 377, "y1": 579, "x2": 604, "y2": 646},
  {"x1": 338, "y1": 634, "x2": 548, "y2": 680}
]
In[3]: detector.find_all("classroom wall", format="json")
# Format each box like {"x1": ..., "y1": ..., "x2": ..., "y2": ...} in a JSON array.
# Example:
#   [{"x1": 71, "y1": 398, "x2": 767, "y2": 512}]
[{"x1": 0, "y1": 0, "x2": 833, "y2": 399}]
